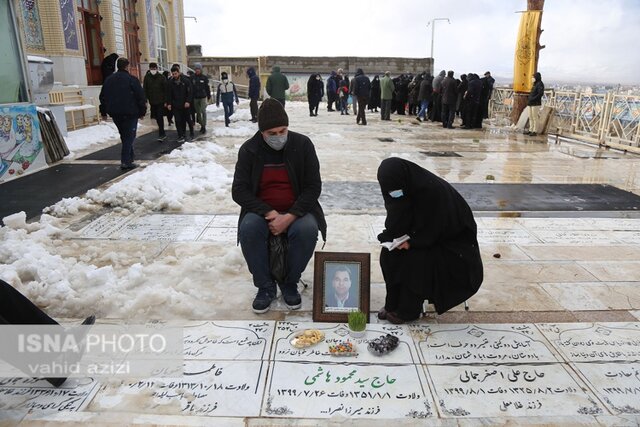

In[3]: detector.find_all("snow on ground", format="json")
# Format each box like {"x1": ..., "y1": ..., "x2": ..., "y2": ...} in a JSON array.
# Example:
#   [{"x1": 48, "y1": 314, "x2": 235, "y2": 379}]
[
  {"x1": 212, "y1": 123, "x2": 257, "y2": 137},
  {"x1": 63, "y1": 121, "x2": 152, "y2": 159},
  {"x1": 46, "y1": 141, "x2": 232, "y2": 216}
]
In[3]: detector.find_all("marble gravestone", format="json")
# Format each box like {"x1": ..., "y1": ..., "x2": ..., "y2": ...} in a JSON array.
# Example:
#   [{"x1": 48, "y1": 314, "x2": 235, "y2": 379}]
[
  {"x1": 267, "y1": 322, "x2": 433, "y2": 419},
  {"x1": 0, "y1": 378, "x2": 100, "y2": 413},
  {"x1": 410, "y1": 324, "x2": 604, "y2": 418},
  {"x1": 538, "y1": 323, "x2": 640, "y2": 415}
]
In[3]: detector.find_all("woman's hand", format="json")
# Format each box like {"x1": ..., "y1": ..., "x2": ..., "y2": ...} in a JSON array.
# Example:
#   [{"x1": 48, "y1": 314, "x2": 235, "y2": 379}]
[{"x1": 397, "y1": 241, "x2": 410, "y2": 250}]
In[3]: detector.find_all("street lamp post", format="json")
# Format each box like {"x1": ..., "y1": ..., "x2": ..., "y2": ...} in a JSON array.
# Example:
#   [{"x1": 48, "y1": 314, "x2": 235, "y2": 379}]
[{"x1": 427, "y1": 18, "x2": 450, "y2": 69}]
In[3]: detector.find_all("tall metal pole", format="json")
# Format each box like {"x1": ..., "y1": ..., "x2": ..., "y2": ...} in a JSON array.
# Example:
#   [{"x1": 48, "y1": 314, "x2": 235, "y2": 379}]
[{"x1": 428, "y1": 18, "x2": 450, "y2": 68}]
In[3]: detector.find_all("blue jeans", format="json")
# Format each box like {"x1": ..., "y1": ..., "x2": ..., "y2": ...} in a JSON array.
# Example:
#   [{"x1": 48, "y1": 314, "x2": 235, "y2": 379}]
[
  {"x1": 239, "y1": 212, "x2": 318, "y2": 290},
  {"x1": 223, "y1": 99, "x2": 234, "y2": 125},
  {"x1": 112, "y1": 115, "x2": 138, "y2": 165},
  {"x1": 418, "y1": 100, "x2": 429, "y2": 119}
]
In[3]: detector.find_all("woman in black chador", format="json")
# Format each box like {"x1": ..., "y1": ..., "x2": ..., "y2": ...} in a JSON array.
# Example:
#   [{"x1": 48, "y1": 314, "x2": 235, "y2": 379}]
[{"x1": 376, "y1": 157, "x2": 483, "y2": 324}]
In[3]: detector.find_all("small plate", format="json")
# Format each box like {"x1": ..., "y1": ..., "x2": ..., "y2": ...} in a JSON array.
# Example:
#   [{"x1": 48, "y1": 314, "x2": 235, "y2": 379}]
[
  {"x1": 329, "y1": 341, "x2": 358, "y2": 357},
  {"x1": 290, "y1": 329, "x2": 325, "y2": 349}
]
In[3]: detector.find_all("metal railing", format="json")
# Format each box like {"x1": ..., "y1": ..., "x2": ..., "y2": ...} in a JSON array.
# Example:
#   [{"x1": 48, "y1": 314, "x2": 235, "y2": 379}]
[{"x1": 489, "y1": 88, "x2": 640, "y2": 149}]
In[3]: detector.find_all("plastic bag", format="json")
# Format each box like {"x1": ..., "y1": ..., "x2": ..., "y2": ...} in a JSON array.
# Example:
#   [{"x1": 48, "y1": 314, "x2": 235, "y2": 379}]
[
  {"x1": 269, "y1": 234, "x2": 288, "y2": 284},
  {"x1": 347, "y1": 95, "x2": 353, "y2": 105}
]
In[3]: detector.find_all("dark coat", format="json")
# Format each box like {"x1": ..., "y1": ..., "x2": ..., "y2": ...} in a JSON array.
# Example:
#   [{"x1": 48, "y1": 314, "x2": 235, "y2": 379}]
[
  {"x1": 326, "y1": 72, "x2": 338, "y2": 97},
  {"x1": 352, "y1": 69, "x2": 371, "y2": 99},
  {"x1": 191, "y1": 72, "x2": 211, "y2": 99},
  {"x1": 99, "y1": 70, "x2": 146, "y2": 118},
  {"x1": 143, "y1": 71, "x2": 167, "y2": 105},
  {"x1": 465, "y1": 74, "x2": 482, "y2": 105},
  {"x1": 325, "y1": 291, "x2": 359, "y2": 309},
  {"x1": 377, "y1": 157, "x2": 483, "y2": 315},
  {"x1": 528, "y1": 73, "x2": 544, "y2": 106},
  {"x1": 232, "y1": 131, "x2": 327, "y2": 242},
  {"x1": 418, "y1": 77, "x2": 433, "y2": 102},
  {"x1": 441, "y1": 76, "x2": 458, "y2": 106},
  {"x1": 166, "y1": 74, "x2": 193, "y2": 109},
  {"x1": 307, "y1": 74, "x2": 324, "y2": 103},
  {"x1": 247, "y1": 67, "x2": 261, "y2": 99},
  {"x1": 265, "y1": 66, "x2": 289, "y2": 100},
  {"x1": 368, "y1": 76, "x2": 381, "y2": 109}
]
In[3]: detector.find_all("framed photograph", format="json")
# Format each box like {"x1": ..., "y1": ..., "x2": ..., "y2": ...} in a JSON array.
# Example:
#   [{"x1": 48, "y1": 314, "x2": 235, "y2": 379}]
[{"x1": 312, "y1": 252, "x2": 370, "y2": 322}]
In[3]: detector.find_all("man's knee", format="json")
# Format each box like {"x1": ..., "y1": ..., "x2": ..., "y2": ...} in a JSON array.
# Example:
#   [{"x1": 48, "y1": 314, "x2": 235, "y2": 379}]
[
  {"x1": 239, "y1": 213, "x2": 268, "y2": 243},
  {"x1": 288, "y1": 214, "x2": 318, "y2": 241}
]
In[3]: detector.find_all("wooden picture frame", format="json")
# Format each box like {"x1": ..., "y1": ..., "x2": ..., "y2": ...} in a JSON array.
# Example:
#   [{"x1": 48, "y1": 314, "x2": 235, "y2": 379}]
[{"x1": 312, "y1": 252, "x2": 370, "y2": 322}]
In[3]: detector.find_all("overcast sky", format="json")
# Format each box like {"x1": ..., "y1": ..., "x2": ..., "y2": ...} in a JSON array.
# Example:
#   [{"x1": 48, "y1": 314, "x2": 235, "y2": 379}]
[{"x1": 183, "y1": 0, "x2": 640, "y2": 85}]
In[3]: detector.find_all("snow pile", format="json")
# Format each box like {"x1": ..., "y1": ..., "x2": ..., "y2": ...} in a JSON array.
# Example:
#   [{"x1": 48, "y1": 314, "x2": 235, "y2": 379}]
[
  {"x1": 211, "y1": 107, "x2": 252, "y2": 122},
  {"x1": 46, "y1": 140, "x2": 232, "y2": 216},
  {"x1": 63, "y1": 122, "x2": 120, "y2": 156},
  {"x1": 213, "y1": 124, "x2": 257, "y2": 137},
  {"x1": 0, "y1": 213, "x2": 246, "y2": 319}
]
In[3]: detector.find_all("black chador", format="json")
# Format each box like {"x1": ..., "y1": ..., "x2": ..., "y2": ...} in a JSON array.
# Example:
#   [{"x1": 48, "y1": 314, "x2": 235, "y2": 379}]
[{"x1": 376, "y1": 158, "x2": 483, "y2": 322}]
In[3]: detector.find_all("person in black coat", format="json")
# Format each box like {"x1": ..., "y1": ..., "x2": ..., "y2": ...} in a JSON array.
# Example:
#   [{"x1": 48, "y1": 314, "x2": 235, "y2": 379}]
[
  {"x1": 306, "y1": 73, "x2": 324, "y2": 117},
  {"x1": 232, "y1": 99, "x2": 327, "y2": 314},
  {"x1": 480, "y1": 71, "x2": 495, "y2": 120},
  {"x1": 376, "y1": 157, "x2": 483, "y2": 323},
  {"x1": 456, "y1": 74, "x2": 468, "y2": 122},
  {"x1": 368, "y1": 75, "x2": 381, "y2": 112},
  {"x1": 99, "y1": 57, "x2": 146, "y2": 169},
  {"x1": 247, "y1": 67, "x2": 261, "y2": 122},
  {"x1": 463, "y1": 73, "x2": 483, "y2": 129},
  {"x1": 166, "y1": 64, "x2": 194, "y2": 143},
  {"x1": 440, "y1": 71, "x2": 458, "y2": 129},
  {"x1": 527, "y1": 72, "x2": 545, "y2": 136},
  {"x1": 352, "y1": 68, "x2": 371, "y2": 125}
]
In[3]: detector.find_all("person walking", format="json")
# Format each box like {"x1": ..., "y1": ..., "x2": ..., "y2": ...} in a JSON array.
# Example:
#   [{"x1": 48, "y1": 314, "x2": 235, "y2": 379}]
[
  {"x1": 380, "y1": 71, "x2": 394, "y2": 121},
  {"x1": 440, "y1": 70, "x2": 458, "y2": 129},
  {"x1": 456, "y1": 74, "x2": 468, "y2": 124},
  {"x1": 166, "y1": 64, "x2": 193, "y2": 143},
  {"x1": 326, "y1": 71, "x2": 338, "y2": 111},
  {"x1": 527, "y1": 72, "x2": 545, "y2": 136},
  {"x1": 143, "y1": 62, "x2": 168, "y2": 142},
  {"x1": 352, "y1": 68, "x2": 371, "y2": 125},
  {"x1": 191, "y1": 63, "x2": 211, "y2": 134},
  {"x1": 231, "y1": 99, "x2": 326, "y2": 313},
  {"x1": 216, "y1": 72, "x2": 240, "y2": 127},
  {"x1": 162, "y1": 70, "x2": 174, "y2": 126},
  {"x1": 338, "y1": 75, "x2": 350, "y2": 115},
  {"x1": 265, "y1": 66, "x2": 289, "y2": 107},
  {"x1": 306, "y1": 73, "x2": 324, "y2": 117},
  {"x1": 99, "y1": 57, "x2": 146, "y2": 169},
  {"x1": 247, "y1": 67, "x2": 261, "y2": 123}
]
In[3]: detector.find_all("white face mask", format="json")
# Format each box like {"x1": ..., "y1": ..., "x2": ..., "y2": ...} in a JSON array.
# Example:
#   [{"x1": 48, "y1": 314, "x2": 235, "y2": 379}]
[
  {"x1": 223, "y1": 79, "x2": 229, "y2": 84},
  {"x1": 264, "y1": 133, "x2": 288, "y2": 151},
  {"x1": 316, "y1": 76, "x2": 320, "y2": 80},
  {"x1": 150, "y1": 69, "x2": 158, "y2": 75}
]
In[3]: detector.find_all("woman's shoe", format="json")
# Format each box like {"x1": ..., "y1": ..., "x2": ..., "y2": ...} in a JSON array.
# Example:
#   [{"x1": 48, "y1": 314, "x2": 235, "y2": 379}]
[
  {"x1": 377, "y1": 307, "x2": 388, "y2": 320},
  {"x1": 385, "y1": 311, "x2": 405, "y2": 325}
]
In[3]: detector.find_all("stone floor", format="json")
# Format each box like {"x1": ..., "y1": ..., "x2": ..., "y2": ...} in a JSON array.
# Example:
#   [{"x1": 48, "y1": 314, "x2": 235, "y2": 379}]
[{"x1": 2, "y1": 102, "x2": 640, "y2": 426}]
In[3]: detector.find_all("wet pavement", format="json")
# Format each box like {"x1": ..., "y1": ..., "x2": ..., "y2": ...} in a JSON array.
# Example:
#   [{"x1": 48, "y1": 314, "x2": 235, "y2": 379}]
[{"x1": 2, "y1": 102, "x2": 640, "y2": 426}]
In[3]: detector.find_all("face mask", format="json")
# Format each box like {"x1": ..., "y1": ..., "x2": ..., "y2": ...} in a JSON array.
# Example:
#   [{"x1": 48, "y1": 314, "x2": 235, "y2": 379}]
[
  {"x1": 389, "y1": 189, "x2": 404, "y2": 198},
  {"x1": 150, "y1": 70, "x2": 157, "y2": 75},
  {"x1": 264, "y1": 133, "x2": 288, "y2": 151},
  {"x1": 316, "y1": 76, "x2": 320, "y2": 80},
  {"x1": 223, "y1": 79, "x2": 229, "y2": 83}
]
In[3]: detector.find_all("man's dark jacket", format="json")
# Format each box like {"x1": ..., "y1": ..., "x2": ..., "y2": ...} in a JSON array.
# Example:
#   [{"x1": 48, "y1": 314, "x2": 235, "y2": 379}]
[
  {"x1": 166, "y1": 74, "x2": 193, "y2": 109},
  {"x1": 353, "y1": 69, "x2": 371, "y2": 99},
  {"x1": 143, "y1": 71, "x2": 167, "y2": 105},
  {"x1": 232, "y1": 131, "x2": 327, "y2": 242},
  {"x1": 528, "y1": 73, "x2": 545, "y2": 106},
  {"x1": 441, "y1": 76, "x2": 458, "y2": 106},
  {"x1": 191, "y1": 72, "x2": 211, "y2": 99},
  {"x1": 99, "y1": 70, "x2": 146, "y2": 118},
  {"x1": 247, "y1": 67, "x2": 261, "y2": 99}
]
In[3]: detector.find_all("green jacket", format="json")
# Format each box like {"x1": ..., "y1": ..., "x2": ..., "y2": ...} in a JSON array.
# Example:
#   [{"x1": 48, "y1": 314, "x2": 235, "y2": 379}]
[
  {"x1": 143, "y1": 71, "x2": 167, "y2": 105},
  {"x1": 380, "y1": 75, "x2": 395, "y2": 100},
  {"x1": 265, "y1": 66, "x2": 290, "y2": 100}
]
